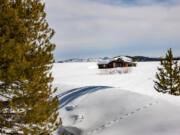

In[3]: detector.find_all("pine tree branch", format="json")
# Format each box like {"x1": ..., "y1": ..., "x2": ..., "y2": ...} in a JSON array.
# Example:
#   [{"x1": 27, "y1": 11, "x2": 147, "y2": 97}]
[
  {"x1": 0, "y1": 129, "x2": 22, "y2": 135},
  {"x1": 0, "y1": 93, "x2": 12, "y2": 99}
]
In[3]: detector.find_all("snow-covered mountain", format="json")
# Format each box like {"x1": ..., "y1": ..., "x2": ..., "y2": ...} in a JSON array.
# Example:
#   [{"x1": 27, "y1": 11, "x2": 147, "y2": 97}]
[
  {"x1": 57, "y1": 57, "x2": 110, "y2": 63},
  {"x1": 57, "y1": 56, "x2": 180, "y2": 63}
]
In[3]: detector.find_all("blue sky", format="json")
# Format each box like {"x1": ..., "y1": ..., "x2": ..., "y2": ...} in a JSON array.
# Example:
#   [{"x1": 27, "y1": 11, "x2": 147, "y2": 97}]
[
  {"x1": 45, "y1": 0, "x2": 180, "y2": 60},
  {"x1": 90, "y1": 0, "x2": 179, "y2": 6}
]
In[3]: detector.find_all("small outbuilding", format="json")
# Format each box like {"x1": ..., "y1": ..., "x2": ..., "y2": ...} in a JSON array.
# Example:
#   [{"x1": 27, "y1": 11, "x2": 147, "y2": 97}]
[{"x1": 98, "y1": 56, "x2": 136, "y2": 69}]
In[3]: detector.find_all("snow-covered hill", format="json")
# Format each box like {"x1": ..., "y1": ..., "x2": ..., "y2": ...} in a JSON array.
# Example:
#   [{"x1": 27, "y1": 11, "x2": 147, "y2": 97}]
[{"x1": 52, "y1": 62, "x2": 180, "y2": 135}]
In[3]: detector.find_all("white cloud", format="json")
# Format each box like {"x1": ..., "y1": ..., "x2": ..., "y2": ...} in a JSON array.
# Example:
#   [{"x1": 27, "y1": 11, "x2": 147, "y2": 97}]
[{"x1": 45, "y1": 0, "x2": 180, "y2": 59}]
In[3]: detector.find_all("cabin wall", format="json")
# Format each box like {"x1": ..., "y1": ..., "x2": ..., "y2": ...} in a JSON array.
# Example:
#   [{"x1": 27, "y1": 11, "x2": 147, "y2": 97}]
[{"x1": 98, "y1": 61, "x2": 136, "y2": 69}]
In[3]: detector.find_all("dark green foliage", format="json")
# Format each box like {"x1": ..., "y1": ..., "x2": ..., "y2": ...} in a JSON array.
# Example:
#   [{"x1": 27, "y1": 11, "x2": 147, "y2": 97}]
[
  {"x1": 154, "y1": 48, "x2": 180, "y2": 95},
  {"x1": 0, "y1": 0, "x2": 61, "y2": 134}
]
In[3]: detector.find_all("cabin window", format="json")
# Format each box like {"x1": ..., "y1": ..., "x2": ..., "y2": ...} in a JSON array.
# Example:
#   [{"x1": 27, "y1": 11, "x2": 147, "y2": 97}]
[
  {"x1": 113, "y1": 63, "x2": 116, "y2": 68},
  {"x1": 117, "y1": 63, "x2": 121, "y2": 67}
]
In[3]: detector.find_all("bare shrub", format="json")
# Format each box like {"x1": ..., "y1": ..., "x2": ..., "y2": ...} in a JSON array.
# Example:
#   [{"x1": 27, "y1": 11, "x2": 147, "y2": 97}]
[{"x1": 98, "y1": 67, "x2": 132, "y2": 75}]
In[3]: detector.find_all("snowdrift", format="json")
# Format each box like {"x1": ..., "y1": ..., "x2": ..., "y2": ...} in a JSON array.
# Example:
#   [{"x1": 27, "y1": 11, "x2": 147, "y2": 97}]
[{"x1": 52, "y1": 62, "x2": 180, "y2": 135}]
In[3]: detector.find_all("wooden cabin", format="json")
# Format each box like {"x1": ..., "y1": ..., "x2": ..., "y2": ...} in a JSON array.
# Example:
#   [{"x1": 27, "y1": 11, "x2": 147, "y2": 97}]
[{"x1": 98, "y1": 56, "x2": 136, "y2": 69}]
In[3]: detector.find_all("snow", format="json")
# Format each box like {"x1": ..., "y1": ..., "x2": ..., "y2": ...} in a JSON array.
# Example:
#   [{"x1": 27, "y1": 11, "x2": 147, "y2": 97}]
[
  {"x1": 97, "y1": 58, "x2": 114, "y2": 64},
  {"x1": 114, "y1": 56, "x2": 133, "y2": 62},
  {"x1": 51, "y1": 62, "x2": 180, "y2": 135}
]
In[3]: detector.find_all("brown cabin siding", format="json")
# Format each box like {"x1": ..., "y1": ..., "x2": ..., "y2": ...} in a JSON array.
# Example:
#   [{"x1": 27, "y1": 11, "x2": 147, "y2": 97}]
[{"x1": 98, "y1": 59, "x2": 136, "y2": 69}]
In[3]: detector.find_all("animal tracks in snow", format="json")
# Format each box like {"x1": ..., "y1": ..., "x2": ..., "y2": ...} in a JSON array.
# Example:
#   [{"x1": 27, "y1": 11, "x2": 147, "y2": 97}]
[{"x1": 86, "y1": 100, "x2": 159, "y2": 135}]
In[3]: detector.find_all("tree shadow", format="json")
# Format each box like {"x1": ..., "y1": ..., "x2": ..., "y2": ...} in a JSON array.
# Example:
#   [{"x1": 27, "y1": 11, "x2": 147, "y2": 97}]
[
  {"x1": 57, "y1": 126, "x2": 83, "y2": 135},
  {"x1": 58, "y1": 86, "x2": 112, "y2": 109}
]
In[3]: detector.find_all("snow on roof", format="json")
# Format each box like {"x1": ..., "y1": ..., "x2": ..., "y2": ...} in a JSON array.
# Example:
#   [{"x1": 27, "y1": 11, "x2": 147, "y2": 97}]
[
  {"x1": 98, "y1": 56, "x2": 133, "y2": 65},
  {"x1": 98, "y1": 58, "x2": 114, "y2": 65},
  {"x1": 114, "y1": 56, "x2": 132, "y2": 62}
]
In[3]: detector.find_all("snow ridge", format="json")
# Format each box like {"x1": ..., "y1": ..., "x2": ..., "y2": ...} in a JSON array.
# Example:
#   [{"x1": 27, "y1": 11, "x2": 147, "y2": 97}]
[{"x1": 58, "y1": 86, "x2": 112, "y2": 108}]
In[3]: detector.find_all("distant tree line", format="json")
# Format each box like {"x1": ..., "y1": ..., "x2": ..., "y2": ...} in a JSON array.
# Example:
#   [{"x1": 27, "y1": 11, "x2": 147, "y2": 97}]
[
  {"x1": 129, "y1": 56, "x2": 180, "y2": 62},
  {"x1": 57, "y1": 56, "x2": 180, "y2": 63}
]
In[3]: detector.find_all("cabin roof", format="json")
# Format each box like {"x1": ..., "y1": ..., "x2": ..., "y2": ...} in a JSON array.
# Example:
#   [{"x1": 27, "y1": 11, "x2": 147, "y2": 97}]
[
  {"x1": 114, "y1": 56, "x2": 132, "y2": 62},
  {"x1": 98, "y1": 58, "x2": 114, "y2": 65},
  {"x1": 98, "y1": 56, "x2": 135, "y2": 65}
]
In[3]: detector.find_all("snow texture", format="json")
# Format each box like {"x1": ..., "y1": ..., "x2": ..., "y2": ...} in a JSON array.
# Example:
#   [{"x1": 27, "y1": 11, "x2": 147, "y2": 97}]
[{"x1": 51, "y1": 62, "x2": 180, "y2": 135}]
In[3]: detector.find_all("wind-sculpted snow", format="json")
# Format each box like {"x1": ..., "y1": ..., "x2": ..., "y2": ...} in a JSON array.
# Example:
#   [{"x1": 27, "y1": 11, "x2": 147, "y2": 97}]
[
  {"x1": 58, "y1": 86, "x2": 112, "y2": 108},
  {"x1": 56, "y1": 86, "x2": 180, "y2": 135},
  {"x1": 86, "y1": 100, "x2": 159, "y2": 135}
]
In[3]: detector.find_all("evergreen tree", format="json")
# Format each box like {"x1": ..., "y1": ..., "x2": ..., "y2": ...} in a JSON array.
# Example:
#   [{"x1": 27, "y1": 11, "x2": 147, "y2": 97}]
[
  {"x1": 154, "y1": 48, "x2": 180, "y2": 95},
  {"x1": 0, "y1": 0, "x2": 61, "y2": 134}
]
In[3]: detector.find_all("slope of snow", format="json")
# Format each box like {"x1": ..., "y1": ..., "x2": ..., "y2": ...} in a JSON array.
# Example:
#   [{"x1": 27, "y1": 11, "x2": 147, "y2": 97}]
[{"x1": 52, "y1": 62, "x2": 180, "y2": 135}]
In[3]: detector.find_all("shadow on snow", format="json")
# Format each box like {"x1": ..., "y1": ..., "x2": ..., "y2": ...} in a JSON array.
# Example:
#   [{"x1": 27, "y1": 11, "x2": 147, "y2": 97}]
[{"x1": 58, "y1": 86, "x2": 112, "y2": 109}]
